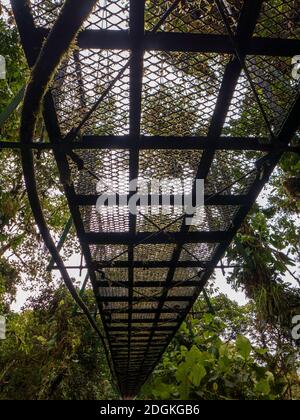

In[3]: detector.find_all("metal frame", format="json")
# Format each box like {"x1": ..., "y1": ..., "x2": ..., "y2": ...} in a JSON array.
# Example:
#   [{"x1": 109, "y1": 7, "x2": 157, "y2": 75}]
[{"x1": 8, "y1": 0, "x2": 300, "y2": 398}]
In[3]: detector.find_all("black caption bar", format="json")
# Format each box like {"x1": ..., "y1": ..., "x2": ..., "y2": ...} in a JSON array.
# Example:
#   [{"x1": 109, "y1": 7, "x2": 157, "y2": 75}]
[
  {"x1": 98, "y1": 401, "x2": 201, "y2": 417},
  {"x1": 2, "y1": 400, "x2": 204, "y2": 415}
]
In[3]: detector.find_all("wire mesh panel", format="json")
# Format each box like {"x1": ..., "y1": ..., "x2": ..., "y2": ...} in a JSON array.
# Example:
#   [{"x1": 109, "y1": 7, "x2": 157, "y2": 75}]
[
  {"x1": 52, "y1": 50, "x2": 130, "y2": 135},
  {"x1": 145, "y1": 0, "x2": 243, "y2": 34},
  {"x1": 30, "y1": 0, "x2": 130, "y2": 29},
  {"x1": 246, "y1": 55, "x2": 300, "y2": 134},
  {"x1": 141, "y1": 52, "x2": 230, "y2": 136},
  {"x1": 14, "y1": 0, "x2": 300, "y2": 397},
  {"x1": 254, "y1": 0, "x2": 300, "y2": 39}
]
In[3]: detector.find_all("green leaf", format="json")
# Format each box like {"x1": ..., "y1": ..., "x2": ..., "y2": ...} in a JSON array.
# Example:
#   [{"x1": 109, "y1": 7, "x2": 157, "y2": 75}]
[
  {"x1": 218, "y1": 355, "x2": 231, "y2": 372},
  {"x1": 189, "y1": 363, "x2": 206, "y2": 387},
  {"x1": 35, "y1": 336, "x2": 47, "y2": 345},
  {"x1": 256, "y1": 348, "x2": 268, "y2": 356},
  {"x1": 178, "y1": 378, "x2": 190, "y2": 400},
  {"x1": 152, "y1": 381, "x2": 172, "y2": 399},
  {"x1": 213, "y1": 382, "x2": 218, "y2": 392},
  {"x1": 185, "y1": 345, "x2": 202, "y2": 364},
  {"x1": 180, "y1": 345, "x2": 188, "y2": 356},
  {"x1": 176, "y1": 361, "x2": 189, "y2": 382},
  {"x1": 236, "y1": 335, "x2": 251, "y2": 360},
  {"x1": 219, "y1": 343, "x2": 230, "y2": 357},
  {"x1": 203, "y1": 313, "x2": 214, "y2": 325},
  {"x1": 255, "y1": 379, "x2": 271, "y2": 395}
]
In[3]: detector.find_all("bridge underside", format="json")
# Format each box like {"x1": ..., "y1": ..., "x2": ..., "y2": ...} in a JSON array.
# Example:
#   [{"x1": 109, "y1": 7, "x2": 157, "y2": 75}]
[{"x1": 11, "y1": 0, "x2": 300, "y2": 397}]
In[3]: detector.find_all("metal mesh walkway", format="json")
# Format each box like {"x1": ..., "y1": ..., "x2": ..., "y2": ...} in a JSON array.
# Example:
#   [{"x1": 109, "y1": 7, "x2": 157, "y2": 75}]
[{"x1": 10, "y1": 0, "x2": 300, "y2": 397}]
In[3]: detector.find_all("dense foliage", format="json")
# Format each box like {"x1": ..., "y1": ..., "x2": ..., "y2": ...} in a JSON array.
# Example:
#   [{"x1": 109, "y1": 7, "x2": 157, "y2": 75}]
[
  {"x1": 0, "y1": 287, "x2": 117, "y2": 400},
  {"x1": 141, "y1": 295, "x2": 300, "y2": 400},
  {"x1": 0, "y1": 1, "x2": 299, "y2": 401}
]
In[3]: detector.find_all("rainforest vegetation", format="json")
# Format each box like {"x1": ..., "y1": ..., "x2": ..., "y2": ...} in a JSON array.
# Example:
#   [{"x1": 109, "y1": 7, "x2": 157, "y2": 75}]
[{"x1": 0, "y1": 1, "x2": 299, "y2": 400}]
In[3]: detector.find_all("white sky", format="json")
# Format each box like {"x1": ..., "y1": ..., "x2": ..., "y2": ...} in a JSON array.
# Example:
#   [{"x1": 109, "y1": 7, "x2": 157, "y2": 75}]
[{"x1": 1, "y1": 0, "x2": 10, "y2": 8}]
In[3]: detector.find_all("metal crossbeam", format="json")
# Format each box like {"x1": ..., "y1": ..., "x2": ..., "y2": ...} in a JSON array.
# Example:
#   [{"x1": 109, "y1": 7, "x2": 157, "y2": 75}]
[
  {"x1": 2, "y1": 137, "x2": 299, "y2": 152},
  {"x1": 83, "y1": 231, "x2": 230, "y2": 244},
  {"x1": 74, "y1": 194, "x2": 251, "y2": 206},
  {"x1": 37, "y1": 27, "x2": 300, "y2": 57}
]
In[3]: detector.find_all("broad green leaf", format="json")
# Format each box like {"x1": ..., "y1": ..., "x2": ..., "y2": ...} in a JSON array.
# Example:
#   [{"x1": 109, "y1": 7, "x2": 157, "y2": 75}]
[
  {"x1": 178, "y1": 378, "x2": 190, "y2": 400},
  {"x1": 218, "y1": 355, "x2": 231, "y2": 372},
  {"x1": 203, "y1": 313, "x2": 214, "y2": 325},
  {"x1": 152, "y1": 381, "x2": 171, "y2": 399},
  {"x1": 176, "y1": 362, "x2": 189, "y2": 382},
  {"x1": 255, "y1": 379, "x2": 271, "y2": 395},
  {"x1": 256, "y1": 348, "x2": 268, "y2": 356},
  {"x1": 236, "y1": 335, "x2": 251, "y2": 360},
  {"x1": 219, "y1": 343, "x2": 230, "y2": 357},
  {"x1": 185, "y1": 345, "x2": 202, "y2": 364},
  {"x1": 189, "y1": 364, "x2": 206, "y2": 387},
  {"x1": 180, "y1": 345, "x2": 188, "y2": 356}
]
